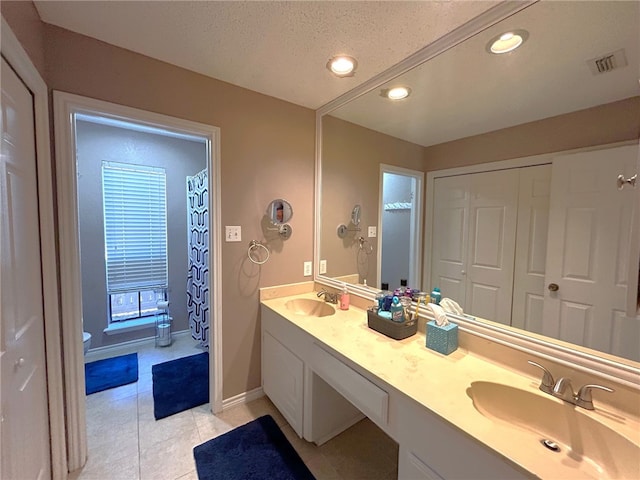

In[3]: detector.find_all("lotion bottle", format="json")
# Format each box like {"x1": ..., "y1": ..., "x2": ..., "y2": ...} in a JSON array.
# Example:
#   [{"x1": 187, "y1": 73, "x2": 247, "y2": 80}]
[{"x1": 340, "y1": 285, "x2": 350, "y2": 310}]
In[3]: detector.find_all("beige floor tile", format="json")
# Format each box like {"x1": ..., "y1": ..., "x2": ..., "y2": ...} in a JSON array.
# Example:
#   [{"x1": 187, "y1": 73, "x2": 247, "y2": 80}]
[
  {"x1": 86, "y1": 392, "x2": 138, "y2": 438},
  {"x1": 139, "y1": 428, "x2": 201, "y2": 480},
  {"x1": 75, "y1": 451, "x2": 140, "y2": 480},
  {"x1": 175, "y1": 470, "x2": 199, "y2": 480},
  {"x1": 138, "y1": 409, "x2": 199, "y2": 451},
  {"x1": 216, "y1": 395, "x2": 287, "y2": 429}
]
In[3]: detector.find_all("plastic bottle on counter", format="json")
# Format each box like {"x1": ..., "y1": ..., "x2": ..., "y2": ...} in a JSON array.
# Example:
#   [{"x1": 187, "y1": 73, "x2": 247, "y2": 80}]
[
  {"x1": 390, "y1": 296, "x2": 405, "y2": 323},
  {"x1": 430, "y1": 287, "x2": 442, "y2": 305},
  {"x1": 340, "y1": 285, "x2": 350, "y2": 310}
]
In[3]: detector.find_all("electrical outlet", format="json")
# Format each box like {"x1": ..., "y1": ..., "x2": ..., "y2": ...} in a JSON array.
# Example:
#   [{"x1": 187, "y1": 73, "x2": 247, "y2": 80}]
[
  {"x1": 225, "y1": 226, "x2": 242, "y2": 242},
  {"x1": 319, "y1": 260, "x2": 327, "y2": 274},
  {"x1": 303, "y1": 261, "x2": 312, "y2": 276},
  {"x1": 368, "y1": 226, "x2": 377, "y2": 238}
]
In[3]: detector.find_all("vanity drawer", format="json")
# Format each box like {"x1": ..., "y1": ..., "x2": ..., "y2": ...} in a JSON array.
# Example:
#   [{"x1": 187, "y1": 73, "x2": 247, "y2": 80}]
[{"x1": 311, "y1": 343, "x2": 388, "y2": 426}]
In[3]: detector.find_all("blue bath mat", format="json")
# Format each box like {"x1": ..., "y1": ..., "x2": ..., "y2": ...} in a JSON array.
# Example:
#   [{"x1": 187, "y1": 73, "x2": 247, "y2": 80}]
[
  {"x1": 85, "y1": 353, "x2": 138, "y2": 395},
  {"x1": 193, "y1": 415, "x2": 315, "y2": 480},
  {"x1": 152, "y1": 352, "x2": 209, "y2": 420}
]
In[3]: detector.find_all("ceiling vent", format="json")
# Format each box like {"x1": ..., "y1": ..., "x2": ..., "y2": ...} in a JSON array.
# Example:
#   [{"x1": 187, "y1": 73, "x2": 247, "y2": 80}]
[{"x1": 587, "y1": 49, "x2": 628, "y2": 75}]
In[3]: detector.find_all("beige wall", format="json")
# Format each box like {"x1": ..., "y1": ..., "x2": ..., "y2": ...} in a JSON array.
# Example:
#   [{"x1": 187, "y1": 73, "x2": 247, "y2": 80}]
[
  {"x1": 423, "y1": 96, "x2": 640, "y2": 171},
  {"x1": 321, "y1": 115, "x2": 424, "y2": 288},
  {"x1": 1, "y1": 1, "x2": 46, "y2": 78},
  {"x1": 3, "y1": 4, "x2": 316, "y2": 399}
]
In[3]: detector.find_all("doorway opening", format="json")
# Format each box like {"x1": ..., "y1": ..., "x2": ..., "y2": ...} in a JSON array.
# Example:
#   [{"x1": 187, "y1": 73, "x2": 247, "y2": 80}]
[
  {"x1": 53, "y1": 92, "x2": 222, "y2": 470},
  {"x1": 378, "y1": 164, "x2": 424, "y2": 290}
]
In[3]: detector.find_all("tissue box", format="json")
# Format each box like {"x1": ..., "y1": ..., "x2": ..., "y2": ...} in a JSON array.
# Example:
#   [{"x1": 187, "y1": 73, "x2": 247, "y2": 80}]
[{"x1": 426, "y1": 320, "x2": 458, "y2": 355}]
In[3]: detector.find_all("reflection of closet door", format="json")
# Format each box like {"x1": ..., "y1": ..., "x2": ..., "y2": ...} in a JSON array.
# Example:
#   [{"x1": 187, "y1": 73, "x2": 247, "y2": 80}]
[
  {"x1": 431, "y1": 175, "x2": 470, "y2": 306},
  {"x1": 465, "y1": 170, "x2": 519, "y2": 323},
  {"x1": 543, "y1": 144, "x2": 638, "y2": 356},
  {"x1": 511, "y1": 165, "x2": 552, "y2": 332},
  {"x1": 431, "y1": 169, "x2": 518, "y2": 323}
]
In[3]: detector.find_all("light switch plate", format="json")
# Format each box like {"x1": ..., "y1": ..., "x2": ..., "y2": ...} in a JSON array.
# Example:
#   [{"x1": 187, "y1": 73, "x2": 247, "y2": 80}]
[
  {"x1": 225, "y1": 226, "x2": 242, "y2": 242},
  {"x1": 303, "y1": 261, "x2": 312, "y2": 276},
  {"x1": 368, "y1": 226, "x2": 377, "y2": 238},
  {"x1": 319, "y1": 260, "x2": 327, "y2": 274}
]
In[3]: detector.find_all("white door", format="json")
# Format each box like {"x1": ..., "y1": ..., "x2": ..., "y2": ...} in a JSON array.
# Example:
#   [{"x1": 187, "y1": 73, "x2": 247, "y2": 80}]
[
  {"x1": 1, "y1": 57, "x2": 51, "y2": 479},
  {"x1": 543, "y1": 144, "x2": 639, "y2": 356},
  {"x1": 431, "y1": 169, "x2": 518, "y2": 323},
  {"x1": 511, "y1": 165, "x2": 552, "y2": 332},
  {"x1": 431, "y1": 174, "x2": 469, "y2": 306},
  {"x1": 465, "y1": 169, "x2": 519, "y2": 323}
]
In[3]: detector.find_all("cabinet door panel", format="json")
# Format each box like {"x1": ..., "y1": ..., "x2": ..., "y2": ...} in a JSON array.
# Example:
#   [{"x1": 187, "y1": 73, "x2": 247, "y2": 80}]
[{"x1": 262, "y1": 331, "x2": 304, "y2": 437}]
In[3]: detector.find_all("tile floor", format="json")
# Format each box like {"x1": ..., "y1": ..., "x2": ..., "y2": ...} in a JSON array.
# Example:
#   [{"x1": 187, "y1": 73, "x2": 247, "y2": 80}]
[{"x1": 73, "y1": 333, "x2": 398, "y2": 480}]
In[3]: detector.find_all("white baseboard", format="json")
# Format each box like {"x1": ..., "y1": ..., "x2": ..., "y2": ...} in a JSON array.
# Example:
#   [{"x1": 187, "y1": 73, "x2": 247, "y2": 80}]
[
  {"x1": 222, "y1": 386, "x2": 265, "y2": 410},
  {"x1": 85, "y1": 329, "x2": 190, "y2": 362}
]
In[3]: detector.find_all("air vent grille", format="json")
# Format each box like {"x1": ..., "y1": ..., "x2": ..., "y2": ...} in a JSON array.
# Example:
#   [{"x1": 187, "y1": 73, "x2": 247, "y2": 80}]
[{"x1": 587, "y1": 49, "x2": 628, "y2": 75}]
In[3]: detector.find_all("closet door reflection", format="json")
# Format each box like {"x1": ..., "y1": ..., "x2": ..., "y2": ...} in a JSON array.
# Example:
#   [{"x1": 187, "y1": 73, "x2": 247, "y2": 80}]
[{"x1": 431, "y1": 169, "x2": 519, "y2": 323}]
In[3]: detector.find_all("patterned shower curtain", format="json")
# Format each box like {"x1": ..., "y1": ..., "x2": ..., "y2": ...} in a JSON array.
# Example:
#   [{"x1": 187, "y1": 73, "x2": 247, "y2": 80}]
[{"x1": 186, "y1": 169, "x2": 209, "y2": 348}]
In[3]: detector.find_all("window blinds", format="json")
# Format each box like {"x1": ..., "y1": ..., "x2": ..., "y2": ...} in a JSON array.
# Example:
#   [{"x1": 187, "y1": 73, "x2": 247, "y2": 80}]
[{"x1": 102, "y1": 162, "x2": 168, "y2": 293}]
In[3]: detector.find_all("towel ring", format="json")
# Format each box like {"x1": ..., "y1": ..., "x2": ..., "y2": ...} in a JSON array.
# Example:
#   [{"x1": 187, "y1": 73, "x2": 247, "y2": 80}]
[{"x1": 248, "y1": 240, "x2": 270, "y2": 265}]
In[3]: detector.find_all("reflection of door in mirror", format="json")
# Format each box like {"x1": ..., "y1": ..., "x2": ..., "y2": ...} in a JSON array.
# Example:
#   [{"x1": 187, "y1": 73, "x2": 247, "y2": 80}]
[
  {"x1": 380, "y1": 166, "x2": 423, "y2": 289},
  {"x1": 429, "y1": 143, "x2": 639, "y2": 360}
]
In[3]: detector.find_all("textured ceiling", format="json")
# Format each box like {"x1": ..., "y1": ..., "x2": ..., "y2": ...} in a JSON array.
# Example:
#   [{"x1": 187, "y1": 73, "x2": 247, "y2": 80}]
[{"x1": 33, "y1": 0, "x2": 499, "y2": 109}]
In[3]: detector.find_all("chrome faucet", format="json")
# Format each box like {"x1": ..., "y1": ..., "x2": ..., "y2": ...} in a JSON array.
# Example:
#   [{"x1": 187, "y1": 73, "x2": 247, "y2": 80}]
[
  {"x1": 528, "y1": 361, "x2": 614, "y2": 410},
  {"x1": 317, "y1": 289, "x2": 338, "y2": 304}
]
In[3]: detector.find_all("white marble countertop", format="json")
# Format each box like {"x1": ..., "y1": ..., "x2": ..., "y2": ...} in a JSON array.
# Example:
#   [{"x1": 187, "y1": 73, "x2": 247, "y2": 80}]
[{"x1": 262, "y1": 291, "x2": 640, "y2": 480}]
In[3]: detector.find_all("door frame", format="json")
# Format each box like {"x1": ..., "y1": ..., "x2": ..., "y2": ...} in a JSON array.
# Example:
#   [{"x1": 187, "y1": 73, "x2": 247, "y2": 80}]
[
  {"x1": 53, "y1": 91, "x2": 223, "y2": 471},
  {"x1": 377, "y1": 164, "x2": 424, "y2": 289},
  {"x1": 1, "y1": 18, "x2": 67, "y2": 480}
]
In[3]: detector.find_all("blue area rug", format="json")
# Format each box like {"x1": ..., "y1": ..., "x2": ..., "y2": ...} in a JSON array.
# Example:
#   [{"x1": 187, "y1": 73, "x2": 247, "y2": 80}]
[
  {"x1": 85, "y1": 353, "x2": 138, "y2": 395},
  {"x1": 193, "y1": 415, "x2": 315, "y2": 480},
  {"x1": 152, "y1": 351, "x2": 209, "y2": 420}
]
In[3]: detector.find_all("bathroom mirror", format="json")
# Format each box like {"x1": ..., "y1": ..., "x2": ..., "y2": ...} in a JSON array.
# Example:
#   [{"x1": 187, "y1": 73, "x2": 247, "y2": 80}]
[
  {"x1": 268, "y1": 198, "x2": 293, "y2": 225},
  {"x1": 316, "y1": 0, "x2": 640, "y2": 374}
]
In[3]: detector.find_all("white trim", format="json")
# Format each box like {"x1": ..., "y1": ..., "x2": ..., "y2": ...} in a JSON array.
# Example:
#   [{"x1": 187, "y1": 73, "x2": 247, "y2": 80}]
[
  {"x1": 1, "y1": 18, "x2": 68, "y2": 480},
  {"x1": 377, "y1": 164, "x2": 424, "y2": 290},
  {"x1": 52, "y1": 92, "x2": 224, "y2": 471},
  {"x1": 222, "y1": 387, "x2": 265, "y2": 411},
  {"x1": 85, "y1": 329, "x2": 191, "y2": 362},
  {"x1": 103, "y1": 317, "x2": 157, "y2": 335}
]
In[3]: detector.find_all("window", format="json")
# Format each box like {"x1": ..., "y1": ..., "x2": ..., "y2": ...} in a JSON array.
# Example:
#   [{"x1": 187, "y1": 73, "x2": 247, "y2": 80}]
[{"x1": 102, "y1": 162, "x2": 168, "y2": 322}]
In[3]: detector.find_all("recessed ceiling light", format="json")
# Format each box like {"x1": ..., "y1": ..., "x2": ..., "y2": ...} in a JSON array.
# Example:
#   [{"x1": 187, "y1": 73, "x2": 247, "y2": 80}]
[
  {"x1": 381, "y1": 86, "x2": 411, "y2": 100},
  {"x1": 487, "y1": 29, "x2": 529, "y2": 54},
  {"x1": 327, "y1": 55, "x2": 357, "y2": 77}
]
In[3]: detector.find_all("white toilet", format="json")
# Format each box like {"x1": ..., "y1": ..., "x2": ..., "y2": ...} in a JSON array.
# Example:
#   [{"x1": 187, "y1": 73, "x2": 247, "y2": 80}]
[{"x1": 83, "y1": 331, "x2": 92, "y2": 355}]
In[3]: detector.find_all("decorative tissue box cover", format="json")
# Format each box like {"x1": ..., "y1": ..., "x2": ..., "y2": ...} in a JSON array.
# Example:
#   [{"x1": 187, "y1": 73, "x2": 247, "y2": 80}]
[{"x1": 426, "y1": 320, "x2": 458, "y2": 355}]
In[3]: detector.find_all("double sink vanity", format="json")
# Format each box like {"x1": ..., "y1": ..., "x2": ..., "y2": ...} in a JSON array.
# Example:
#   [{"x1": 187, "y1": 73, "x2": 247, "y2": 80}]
[{"x1": 260, "y1": 285, "x2": 640, "y2": 480}]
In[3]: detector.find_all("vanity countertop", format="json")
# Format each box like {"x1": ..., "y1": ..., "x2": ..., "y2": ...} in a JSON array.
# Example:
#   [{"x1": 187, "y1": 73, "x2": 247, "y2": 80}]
[{"x1": 262, "y1": 291, "x2": 640, "y2": 479}]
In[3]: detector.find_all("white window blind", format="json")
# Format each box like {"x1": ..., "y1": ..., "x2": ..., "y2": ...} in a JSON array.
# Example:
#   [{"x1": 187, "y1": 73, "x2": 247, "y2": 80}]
[{"x1": 102, "y1": 162, "x2": 168, "y2": 293}]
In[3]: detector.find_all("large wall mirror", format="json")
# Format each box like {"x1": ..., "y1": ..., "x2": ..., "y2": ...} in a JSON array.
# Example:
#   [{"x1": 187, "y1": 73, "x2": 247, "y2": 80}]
[{"x1": 315, "y1": 1, "x2": 640, "y2": 382}]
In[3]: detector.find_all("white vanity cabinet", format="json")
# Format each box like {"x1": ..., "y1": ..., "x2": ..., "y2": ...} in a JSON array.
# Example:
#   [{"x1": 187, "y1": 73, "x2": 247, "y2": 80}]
[
  {"x1": 261, "y1": 300, "x2": 529, "y2": 479},
  {"x1": 262, "y1": 330, "x2": 305, "y2": 437},
  {"x1": 262, "y1": 305, "x2": 311, "y2": 437},
  {"x1": 396, "y1": 395, "x2": 529, "y2": 480}
]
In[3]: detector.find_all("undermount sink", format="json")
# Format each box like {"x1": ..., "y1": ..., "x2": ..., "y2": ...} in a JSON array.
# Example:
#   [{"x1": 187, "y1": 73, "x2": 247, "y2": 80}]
[
  {"x1": 467, "y1": 381, "x2": 640, "y2": 479},
  {"x1": 285, "y1": 298, "x2": 335, "y2": 317}
]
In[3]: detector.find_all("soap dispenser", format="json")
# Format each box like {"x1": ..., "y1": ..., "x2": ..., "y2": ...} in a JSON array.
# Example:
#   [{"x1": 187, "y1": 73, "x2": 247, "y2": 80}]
[{"x1": 340, "y1": 285, "x2": 350, "y2": 310}]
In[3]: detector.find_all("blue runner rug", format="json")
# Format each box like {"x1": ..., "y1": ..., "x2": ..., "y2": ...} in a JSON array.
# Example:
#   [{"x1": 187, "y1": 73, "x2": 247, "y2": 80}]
[
  {"x1": 193, "y1": 415, "x2": 315, "y2": 480},
  {"x1": 85, "y1": 353, "x2": 138, "y2": 395},
  {"x1": 152, "y1": 351, "x2": 209, "y2": 420}
]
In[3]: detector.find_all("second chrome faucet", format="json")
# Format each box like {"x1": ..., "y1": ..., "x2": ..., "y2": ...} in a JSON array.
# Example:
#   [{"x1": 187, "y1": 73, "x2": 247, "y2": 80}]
[{"x1": 528, "y1": 360, "x2": 614, "y2": 410}]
